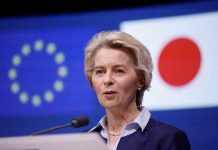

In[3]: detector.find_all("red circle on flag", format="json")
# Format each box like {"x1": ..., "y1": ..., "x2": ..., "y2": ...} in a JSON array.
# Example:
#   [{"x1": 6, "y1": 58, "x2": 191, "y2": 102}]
[{"x1": 158, "y1": 37, "x2": 201, "y2": 86}]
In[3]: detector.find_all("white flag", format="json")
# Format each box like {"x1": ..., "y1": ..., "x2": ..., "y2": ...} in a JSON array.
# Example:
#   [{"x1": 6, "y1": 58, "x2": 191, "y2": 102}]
[{"x1": 120, "y1": 11, "x2": 218, "y2": 110}]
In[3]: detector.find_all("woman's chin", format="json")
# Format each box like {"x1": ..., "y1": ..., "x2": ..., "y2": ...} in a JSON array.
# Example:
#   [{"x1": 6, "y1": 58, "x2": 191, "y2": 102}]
[{"x1": 101, "y1": 101, "x2": 119, "y2": 109}]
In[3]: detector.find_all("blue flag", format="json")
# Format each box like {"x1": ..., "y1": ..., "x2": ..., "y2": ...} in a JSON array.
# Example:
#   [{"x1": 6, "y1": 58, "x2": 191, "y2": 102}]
[{"x1": 0, "y1": 27, "x2": 97, "y2": 116}]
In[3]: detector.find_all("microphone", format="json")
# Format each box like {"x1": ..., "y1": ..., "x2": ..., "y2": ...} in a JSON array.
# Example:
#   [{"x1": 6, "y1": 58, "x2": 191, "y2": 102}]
[{"x1": 31, "y1": 116, "x2": 89, "y2": 136}]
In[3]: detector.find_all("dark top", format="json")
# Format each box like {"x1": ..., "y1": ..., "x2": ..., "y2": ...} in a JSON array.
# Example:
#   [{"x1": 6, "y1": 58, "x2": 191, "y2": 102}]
[{"x1": 91, "y1": 118, "x2": 191, "y2": 150}]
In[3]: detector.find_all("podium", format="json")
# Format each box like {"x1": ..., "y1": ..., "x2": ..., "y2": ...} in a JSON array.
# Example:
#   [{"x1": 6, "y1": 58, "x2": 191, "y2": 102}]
[{"x1": 0, "y1": 132, "x2": 107, "y2": 150}]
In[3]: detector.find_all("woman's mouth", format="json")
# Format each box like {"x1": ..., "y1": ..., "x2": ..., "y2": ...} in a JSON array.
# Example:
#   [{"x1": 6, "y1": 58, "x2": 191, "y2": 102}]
[{"x1": 103, "y1": 91, "x2": 117, "y2": 99}]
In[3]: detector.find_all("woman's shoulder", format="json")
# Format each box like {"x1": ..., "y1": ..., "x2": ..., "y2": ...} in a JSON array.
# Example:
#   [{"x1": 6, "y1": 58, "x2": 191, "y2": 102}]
[
  {"x1": 147, "y1": 118, "x2": 187, "y2": 135},
  {"x1": 142, "y1": 118, "x2": 191, "y2": 149},
  {"x1": 147, "y1": 118, "x2": 182, "y2": 132},
  {"x1": 146, "y1": 118, "x2": 190, "y2": 145}
]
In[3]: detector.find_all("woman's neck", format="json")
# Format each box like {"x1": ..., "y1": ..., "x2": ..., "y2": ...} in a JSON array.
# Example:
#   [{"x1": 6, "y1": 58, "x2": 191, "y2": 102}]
[{"x1": 105, "y1": 104, "x2": 140, "y2": 133}]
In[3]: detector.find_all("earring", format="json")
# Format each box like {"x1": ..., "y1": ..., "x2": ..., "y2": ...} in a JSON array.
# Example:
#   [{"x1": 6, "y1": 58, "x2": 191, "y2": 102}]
[{"x1": 138, "y1": 88, "x2": 141, "y2": 91}]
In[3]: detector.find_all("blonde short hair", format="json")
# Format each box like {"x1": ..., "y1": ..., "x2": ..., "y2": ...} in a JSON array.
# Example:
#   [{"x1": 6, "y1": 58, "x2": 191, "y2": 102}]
[{"x1": 84, "y1": 30, "x2": 153, "y2": 106}]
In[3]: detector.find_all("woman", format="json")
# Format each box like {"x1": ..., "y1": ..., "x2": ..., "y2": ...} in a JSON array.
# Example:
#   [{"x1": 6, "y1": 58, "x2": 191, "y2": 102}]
[{"x1": 84, "y1": 30, "x2": 191, "y2": 150}]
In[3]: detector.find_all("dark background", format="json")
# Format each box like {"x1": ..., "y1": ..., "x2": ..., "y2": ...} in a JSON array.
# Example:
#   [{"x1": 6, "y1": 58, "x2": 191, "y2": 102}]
[{"x1": 0, "y1": 0, "x2": 202, "y2": 17}]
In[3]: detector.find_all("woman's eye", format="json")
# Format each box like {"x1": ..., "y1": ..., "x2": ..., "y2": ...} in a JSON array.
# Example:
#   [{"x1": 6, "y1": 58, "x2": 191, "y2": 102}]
[
  {"x1": 95, "y1": 70, "x2": 104, "y2": 75},
  {"x1": 115, "y1": 69, "x2": 125, "y2": 74}
]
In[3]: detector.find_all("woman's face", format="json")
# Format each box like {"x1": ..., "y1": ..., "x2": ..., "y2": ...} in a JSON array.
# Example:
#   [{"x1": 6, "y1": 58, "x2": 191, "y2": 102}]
[{"x1": 91, "y1": 48, "x2": 141, "y2": 109}]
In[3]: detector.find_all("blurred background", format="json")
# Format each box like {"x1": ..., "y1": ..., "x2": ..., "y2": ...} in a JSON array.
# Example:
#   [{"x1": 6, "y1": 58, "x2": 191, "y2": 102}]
[{"x1": 0, "y1": 0, "x2": 218, "y2": 149}]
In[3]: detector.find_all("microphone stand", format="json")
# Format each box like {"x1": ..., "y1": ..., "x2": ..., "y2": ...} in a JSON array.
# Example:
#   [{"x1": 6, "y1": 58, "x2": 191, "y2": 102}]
[
  {"x1": 30, "y1": 116, "x2": 89, "y2": 136},
  {"x1": 31, "y1": 123, "x2": 71, "y2": 136}
]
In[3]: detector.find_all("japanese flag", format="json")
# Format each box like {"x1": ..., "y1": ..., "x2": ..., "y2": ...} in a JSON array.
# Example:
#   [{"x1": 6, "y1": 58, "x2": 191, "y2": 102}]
[{"x1": 120, "y1": 11, "x2": 218, "y2": 110}]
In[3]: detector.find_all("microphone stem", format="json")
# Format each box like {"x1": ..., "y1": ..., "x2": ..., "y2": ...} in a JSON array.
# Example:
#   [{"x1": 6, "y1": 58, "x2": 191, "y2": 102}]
[{"x1": 31, "y1": 122, "x2": 71, "y2": 136}]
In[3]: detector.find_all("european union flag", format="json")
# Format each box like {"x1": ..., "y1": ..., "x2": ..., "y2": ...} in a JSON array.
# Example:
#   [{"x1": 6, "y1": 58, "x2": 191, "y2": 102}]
[{"x1": 0, "y1": 27, "x2": 97, "y2": 117}]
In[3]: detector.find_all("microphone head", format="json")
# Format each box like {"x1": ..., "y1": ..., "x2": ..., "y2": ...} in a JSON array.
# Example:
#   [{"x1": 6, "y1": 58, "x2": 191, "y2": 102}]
[{"x1": 71, "y1": 116, "x2": 89, "y2": 128}]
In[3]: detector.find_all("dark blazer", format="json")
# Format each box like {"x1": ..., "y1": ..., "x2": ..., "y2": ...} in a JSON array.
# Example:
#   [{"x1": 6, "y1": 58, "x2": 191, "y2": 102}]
[{"x1": 91, "y1": 118, "x2": 191, "y2": 150}]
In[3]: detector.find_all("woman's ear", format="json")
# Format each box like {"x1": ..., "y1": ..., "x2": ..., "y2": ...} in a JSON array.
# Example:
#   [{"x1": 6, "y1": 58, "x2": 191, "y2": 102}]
[
  {"x1": 89, "y1": 78, "x2": 95, "y2": 90},
  {"x1": 137, "y1": 74, "x2": 145, "y2": 89}
]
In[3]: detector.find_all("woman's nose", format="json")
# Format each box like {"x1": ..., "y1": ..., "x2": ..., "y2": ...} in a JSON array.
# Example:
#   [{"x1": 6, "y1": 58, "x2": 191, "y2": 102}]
[{"x1": 103, "y1": 72, "x2": 114, "y2": 86}]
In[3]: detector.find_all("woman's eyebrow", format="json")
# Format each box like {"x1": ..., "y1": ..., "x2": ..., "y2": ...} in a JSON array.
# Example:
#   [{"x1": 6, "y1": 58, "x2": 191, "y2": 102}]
[
  {"x1": 94, "y1": 64, "x2": 128, "y2": 70},
  {"x1": 113, "y1": 64, "x2": 127, "y2": 68},
  {"x1": 94, "y1": 66, "x2": 104, "y2": 69}
]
